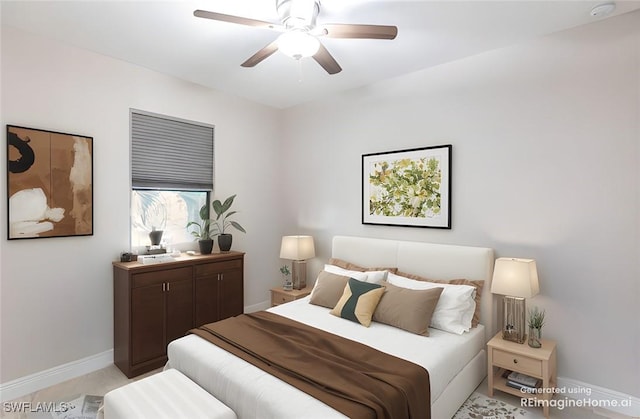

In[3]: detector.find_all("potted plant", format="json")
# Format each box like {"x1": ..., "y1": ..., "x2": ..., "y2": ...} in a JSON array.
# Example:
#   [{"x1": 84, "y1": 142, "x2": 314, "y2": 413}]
[
  {"x1": 132, "y1": 191, "x2": 167, "y2": 246},
  {"x1": 186, "y1": 204, "x2": 214, "y2": 254},
  {"x1": 528, "y1": 306, "x2": 545, "y2": 348},
  {"x1": 210, "y1": 194, "x2": 246, "y2": 252},
  {"x1": 280, "y1": 265, "x2": 292, "y2": 291}
]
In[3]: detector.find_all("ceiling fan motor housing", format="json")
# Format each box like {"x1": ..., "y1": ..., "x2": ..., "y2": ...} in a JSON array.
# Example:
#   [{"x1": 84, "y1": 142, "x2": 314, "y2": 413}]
[{"x1": 276, "y1": 0, "x2": 320, "y2": 30}]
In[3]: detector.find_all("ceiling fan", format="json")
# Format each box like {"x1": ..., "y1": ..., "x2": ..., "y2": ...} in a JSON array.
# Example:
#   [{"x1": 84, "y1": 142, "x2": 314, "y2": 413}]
[{"x1": 194, "y1": 0, "x2": 397, "y2": 75}]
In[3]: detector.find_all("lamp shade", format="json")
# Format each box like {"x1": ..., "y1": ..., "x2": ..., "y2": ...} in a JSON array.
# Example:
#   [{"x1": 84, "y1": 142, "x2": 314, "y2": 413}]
[
  {"x1": 280, "y1": 235, "x2": 315, "y2": 261},
  {"x1": 491, "y1": 258, "x2": 539, "y2": 298}
]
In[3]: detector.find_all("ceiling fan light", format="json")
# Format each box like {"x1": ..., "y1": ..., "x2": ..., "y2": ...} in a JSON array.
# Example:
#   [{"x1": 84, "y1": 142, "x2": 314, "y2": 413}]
[{"x1": 278, "y1": 31, "x2": 320, "y2": 59}]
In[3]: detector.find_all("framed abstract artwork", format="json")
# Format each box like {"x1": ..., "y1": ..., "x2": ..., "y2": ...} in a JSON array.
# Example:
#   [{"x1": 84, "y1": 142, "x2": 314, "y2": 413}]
[
  {"x1": 362, "y1": 145, "x2": 452, "y2": 229},
  {"x1": 7, "y1": 125, "x2": 93, "y2": 239}
]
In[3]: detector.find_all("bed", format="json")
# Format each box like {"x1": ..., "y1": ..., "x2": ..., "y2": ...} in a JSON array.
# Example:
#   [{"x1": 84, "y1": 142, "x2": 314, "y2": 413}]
[{"x1": 167, "y1": 235, "x2": 495, "y2": 418}]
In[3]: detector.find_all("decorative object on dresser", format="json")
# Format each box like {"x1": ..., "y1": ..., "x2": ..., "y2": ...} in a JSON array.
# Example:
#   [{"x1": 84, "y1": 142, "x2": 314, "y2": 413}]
[
  {"x1": 7, "y1": 125, "x2": 93, "y2": 240},
  {"x1": 270, "y1": 286, "x2": 312, "y2": 307},
  {"x1": 487, "y1": 332, "x2": 557, "y2": 418},
  {"x1": 210, "y1": 194, "x2": 246, "y2": 252},
  {"x1": 131, "y1": 191, "x2": 167, "y2": 249},
  {"x1": 279, "y1": 235, "x2": 315, "y2": 289},
  {"x1": 491, "y1": 257, "x2": 539, "y2": 344},
  {"x1": 280, "y1": 264, "x2": 292, "y2": 290},
  {"x1": 113, "y1": 251, "x2": 244, "y2": 378},
  {"x1": 362, "y1": 145, "x2": 452, "y2": 229},
  {"x1": 187, "y1": 203, "x2": 215, "y2": 254}
]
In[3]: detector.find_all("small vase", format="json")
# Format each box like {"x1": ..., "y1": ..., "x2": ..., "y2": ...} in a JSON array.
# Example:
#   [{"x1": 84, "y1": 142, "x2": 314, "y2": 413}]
[
  {"x1": 283, "y1": 276, "x2": 293, "y2": 291},
  {"x1": 528, "y1": 327, "x2": 542, "y2": 348},
  {"x1": 149, "y1": 230, "x2": 163, "y2": 246}
]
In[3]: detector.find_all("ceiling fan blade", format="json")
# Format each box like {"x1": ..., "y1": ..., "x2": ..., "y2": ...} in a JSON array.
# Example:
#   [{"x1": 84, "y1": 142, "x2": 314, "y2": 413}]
[
  {"x1": 313, "y1": 43, "x2": 342, "y2": 75},
  {"x1": 321, "y1": 24, "x2": 397, "y2": 40},
  {"x1": 241, "y1": 40, "x2": 280, "y2": 68},
  {"x1": 194, "y1": 10, "x2": 280, "y2": 30}
]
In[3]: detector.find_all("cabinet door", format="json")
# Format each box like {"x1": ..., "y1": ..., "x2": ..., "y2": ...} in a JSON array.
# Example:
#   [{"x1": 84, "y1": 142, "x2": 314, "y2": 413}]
[
  {"x1": 131, "y1": 283, "x2": 165, "y2": 365},
  {"x1": 165, "y1": 277, "x2": 194, "y2": 344},
  {"x1": 194, "y1": 257, "x2": 244, "y2": 326},
  {"x1": 219, "y1": 267, "x2": 243, "y2": 320},
  {"x1": 194, "y1": 275, "x2": 220, "y2": 327}
]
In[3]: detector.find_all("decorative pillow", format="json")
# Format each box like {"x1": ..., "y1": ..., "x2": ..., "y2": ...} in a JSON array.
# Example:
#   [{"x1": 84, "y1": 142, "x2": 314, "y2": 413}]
[
  {"x1": 309, "y1": 271, "x2": 350, "y2": 308},
  {"x1": 323, "y1": 264, "x2": 388, "y2": 284},
  {"x1": 396, "y1": 271, "x2": 484, "y2": 328},
  {"x1": 387, "y1": 272, "x2": 476, "y2": 334},
  {"x1": 330, "y1": 278, "x2": 385, "y2": 327},
  {"x1": 328, "y1": 258, "x2": 398, "y2": 274},
  {"x1": 373, "y1": 282, "x2": 444, "y2": 336}
]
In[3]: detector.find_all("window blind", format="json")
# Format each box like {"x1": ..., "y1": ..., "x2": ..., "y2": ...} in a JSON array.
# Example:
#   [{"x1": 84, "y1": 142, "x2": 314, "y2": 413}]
[{"x1": 131, "y1": 110, "x2": 214, "y2": 190}]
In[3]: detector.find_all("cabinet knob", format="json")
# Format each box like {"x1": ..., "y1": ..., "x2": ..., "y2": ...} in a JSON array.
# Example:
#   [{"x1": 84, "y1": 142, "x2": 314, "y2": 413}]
[{"x1": 513, "y1": 359, "x2": 518, "y2": 364}]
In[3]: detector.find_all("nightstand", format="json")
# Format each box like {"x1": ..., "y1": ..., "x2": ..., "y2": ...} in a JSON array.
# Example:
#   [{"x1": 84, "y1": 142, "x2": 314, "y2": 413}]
[
  {"x1": 487, "y1": 332, "x2": 557, "y2": 418},
  {"x1": 270, "y1": 286, "x2": 312, "y2": 307}
]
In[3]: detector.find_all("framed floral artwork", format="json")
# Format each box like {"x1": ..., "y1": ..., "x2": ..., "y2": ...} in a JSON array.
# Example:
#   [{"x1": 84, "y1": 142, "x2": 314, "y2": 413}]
[
  {"x1": 7, "y1": 125, "x2": 93, "y2": 239},
  {"x1": 362, "y1": 145, "x2": 451, "y2": 229}
]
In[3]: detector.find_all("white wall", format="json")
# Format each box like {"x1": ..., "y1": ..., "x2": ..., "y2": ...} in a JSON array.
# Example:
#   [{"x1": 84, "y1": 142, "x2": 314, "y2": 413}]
[
  {"x1": 0, "y1": 25, "x2": 284, "y2": 383},
  {"x1": 282, "y1": 11, "x2": 640, "y2": 398}
]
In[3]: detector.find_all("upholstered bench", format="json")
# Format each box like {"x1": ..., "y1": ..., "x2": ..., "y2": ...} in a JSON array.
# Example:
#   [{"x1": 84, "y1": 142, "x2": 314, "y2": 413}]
[{"x1": 103, "y1": 368, "x2": 236, "y2": 419}]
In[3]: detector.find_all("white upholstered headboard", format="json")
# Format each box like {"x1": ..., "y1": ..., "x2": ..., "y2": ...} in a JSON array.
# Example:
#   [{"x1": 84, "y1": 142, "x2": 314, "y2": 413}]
[{"x1": 332, "y1": 235, "x2": 496, "y2": 342}]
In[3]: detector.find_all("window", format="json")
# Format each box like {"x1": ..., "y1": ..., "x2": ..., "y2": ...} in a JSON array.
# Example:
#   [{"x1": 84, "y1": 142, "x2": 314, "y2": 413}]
[{"x1": 130, "y1": 110, "x2": 214, "y2": 250}]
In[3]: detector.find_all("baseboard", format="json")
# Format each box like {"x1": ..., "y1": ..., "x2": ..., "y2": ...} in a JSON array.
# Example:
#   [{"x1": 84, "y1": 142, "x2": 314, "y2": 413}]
[
  {"x1": 244, "y1": 300, "x2": 270, "y2": 313},
  {"x1": 557, "y1": 376, "x2": 640, "y2": 417},
  {"x1": 0, "y1": 350, "x2": 113, "y2": 402}
]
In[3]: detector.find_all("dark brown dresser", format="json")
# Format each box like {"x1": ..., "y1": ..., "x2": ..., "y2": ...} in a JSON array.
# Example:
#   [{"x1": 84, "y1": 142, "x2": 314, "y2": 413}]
[{"x1": 113, "y1": 251, "x2": 244, "y2": 378}]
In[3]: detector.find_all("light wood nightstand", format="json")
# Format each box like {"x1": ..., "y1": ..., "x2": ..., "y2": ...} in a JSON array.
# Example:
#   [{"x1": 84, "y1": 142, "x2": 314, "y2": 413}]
[
  {"x1": 270, "y1": 286, "x2": 312, "y2": 307},
  {"x1": 487, "y1": 332, "x2": 557, "y2": 418}
]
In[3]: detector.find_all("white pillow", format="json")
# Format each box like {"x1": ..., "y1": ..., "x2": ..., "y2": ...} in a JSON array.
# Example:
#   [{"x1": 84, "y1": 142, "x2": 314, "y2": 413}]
[
  {"x1": 387, "y1": 272, "x2": 476, "y2": 334},
  {"x1": 323, "y1": 264, "x2": 388, "y2": 284}
]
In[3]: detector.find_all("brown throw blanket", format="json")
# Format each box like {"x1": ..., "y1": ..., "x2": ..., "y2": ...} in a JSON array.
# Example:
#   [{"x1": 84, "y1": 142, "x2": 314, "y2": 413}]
[{"x1": 190, "y1": 311, "x2": 430, "y2": 419}]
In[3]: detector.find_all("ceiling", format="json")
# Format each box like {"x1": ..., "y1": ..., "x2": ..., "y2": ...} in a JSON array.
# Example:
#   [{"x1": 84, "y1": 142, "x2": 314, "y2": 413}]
[{"x1": 2, "y1": 1, "x2": 639, "y2": 109}]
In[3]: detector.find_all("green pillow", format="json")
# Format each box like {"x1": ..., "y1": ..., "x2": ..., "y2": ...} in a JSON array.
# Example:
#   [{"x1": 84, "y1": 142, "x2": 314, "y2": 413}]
[{"x1": 330, "y1": 278, "x2": 385, "y2": 327}]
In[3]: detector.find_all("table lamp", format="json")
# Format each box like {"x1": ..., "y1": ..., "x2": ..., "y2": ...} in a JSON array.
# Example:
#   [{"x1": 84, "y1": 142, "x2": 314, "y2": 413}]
[
  {"x1": 280, "y1": 235, "x2": 315, "y2": 290},
  {"x1": 491, "y1": 257, "x2": 539, "y2": 343}
]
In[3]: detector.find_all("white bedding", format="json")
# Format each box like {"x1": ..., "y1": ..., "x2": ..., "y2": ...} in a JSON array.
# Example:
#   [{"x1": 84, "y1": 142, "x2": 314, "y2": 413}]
[{"x1": 167, "y1": 297, "x2": 485, "y2": 419}]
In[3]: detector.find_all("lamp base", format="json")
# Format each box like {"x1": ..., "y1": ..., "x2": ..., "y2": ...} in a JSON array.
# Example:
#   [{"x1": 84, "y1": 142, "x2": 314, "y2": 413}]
[
  {"x1": 291, "y1": 260, "x2": 307, "y2": 290},
  {"x1": 501, "y1": 296, "x2": 526, "y2": 344}
]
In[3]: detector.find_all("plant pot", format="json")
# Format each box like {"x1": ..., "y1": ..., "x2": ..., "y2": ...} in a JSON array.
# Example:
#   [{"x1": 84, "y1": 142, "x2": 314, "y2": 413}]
[
  {"x1": 149, "y1": 230, "x2": 163, "y2": 246},
  {"x1": 528, "y1": 327, "x2": 542, "y2": 348},
  {"x1": 218, "y1": 234, "x2": 232, "y2": 252},
  {"x1": 283, "y1": 276, "x2": 293, "y2": 291},
  {"x1": 198, "y1": 239, "x2": 214, "y2": 255}
]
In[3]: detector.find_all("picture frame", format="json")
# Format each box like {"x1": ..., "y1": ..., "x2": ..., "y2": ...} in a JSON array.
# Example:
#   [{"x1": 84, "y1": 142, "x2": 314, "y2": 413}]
[
  {"x1": 362, "y1": 145, "x2": 451, "y2": 229},
  {"x1": 7, "y1": 125, "x2": 93, "y2": 239}
]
